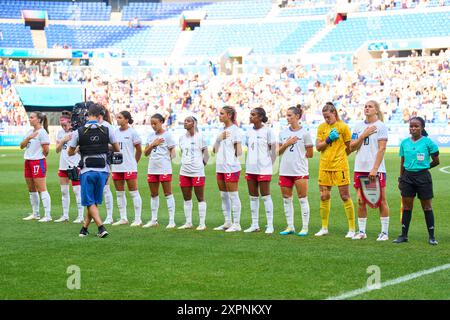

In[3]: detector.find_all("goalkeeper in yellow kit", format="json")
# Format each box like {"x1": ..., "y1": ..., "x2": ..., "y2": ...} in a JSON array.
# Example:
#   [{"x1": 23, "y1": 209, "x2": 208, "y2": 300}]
[{"x1": 315, "y1": 102, "x2": 356, "y2": 238}]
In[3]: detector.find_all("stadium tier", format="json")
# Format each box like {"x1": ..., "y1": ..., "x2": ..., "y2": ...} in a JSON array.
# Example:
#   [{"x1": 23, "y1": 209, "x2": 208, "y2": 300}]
[
  {"x1": 121, "y1": 0, "x2": 273, "y2": 21},
  {"x1": 184, "y1": 20, "x2": 324, "y2": 56},
  {"x1": 45, "y1": 24, "x2": 180, "y2": 57},
  {"x1": 310, "y1": 11, "x2": 450, "y2": 53},
  {"x1": 278, "y1": 5, "x2": 333, "y2": 17},
  {"x1": 0, "y1": 0, "x2": 111, "y2": 20},
  {"x1": 0, "y1": 23, "x2": 33, "y2": 48}
]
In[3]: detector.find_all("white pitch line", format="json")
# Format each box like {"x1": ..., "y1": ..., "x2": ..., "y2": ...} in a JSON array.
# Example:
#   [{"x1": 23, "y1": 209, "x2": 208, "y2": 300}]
[
  {"x1": 327, "y1": 263, "x2": 450, "y2": 300},
  {"x1": 439, "y1": 166, "x2": 450, "y2": 174}
]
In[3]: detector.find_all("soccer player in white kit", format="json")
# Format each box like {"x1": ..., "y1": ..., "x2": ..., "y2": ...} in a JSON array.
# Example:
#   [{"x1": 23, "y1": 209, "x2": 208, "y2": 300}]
[
  {"x1": 98, "y1": 106, "x2": 115, "y2": 224},
  {"x1": 111, "y1": 111, "x2": 143, "y2": 227},
  {"x1": 350, "y1": 100, "x2": 390, "y2": 241},
  {"x1": 54, "y1": 111, "x2": 84, "y2": 223},
  {"x1": 244, "y1": 107, "x2": 277, "y2": 234},
  {"x1": 178, "y1": 116, "x2": 209, "y2": 231},
  {"x1": 20, "y1": 112, "x2": 52, "y2": 222},
  {"x1": 213, "y1": 106, "x2": 243, "y2": 232},
  {"x1": 144, "y1": 114, "x2": 177, "y2": 229},
  {"x1": 278, "y1": 105, "x2": 313, "y2": 236}
]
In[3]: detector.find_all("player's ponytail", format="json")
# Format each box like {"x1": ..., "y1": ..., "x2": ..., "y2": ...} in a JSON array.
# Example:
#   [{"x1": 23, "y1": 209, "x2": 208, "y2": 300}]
[
  {"x1": 288, "y1": 104, "x2": 303, "y2": 119},
  {"x1": 151, "y1": 113, "x2": 165, "y2": 123},
  {"x1": 34, "y1": 111, "x2": 49, "y2": 133},
  {"x1": 222, "y1": 106, "x2": 237, "y2": 125},
  {"x1": 367, "y1": 100, "x2": 384, "y2": 122},
  {"x1": 322, "y1": 102, "x2": 340, "y2": 121},
  {"x1": 254, "y1": 107, "x2": 268, "y2": 123},
  {"x1": 120, "y1": 111, "x2": 134, "y2": 125}
]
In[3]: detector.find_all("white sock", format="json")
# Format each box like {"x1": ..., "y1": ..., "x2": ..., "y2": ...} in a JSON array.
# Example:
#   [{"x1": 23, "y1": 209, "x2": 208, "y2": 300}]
[
  {"x1": 358, "y1": 217, "x2": 367, "y2": 234},
  {"x1": 40, "y1": 191, "x2": 51, "y2": 218},
  {"x1": 151, "y1": 196, "x2": 159, "y2": 222},
  {"x1": 60, "y1": 184, "x2": 70, "y2": 218},
  {"x1": 229, "y1": 191, "x2": 241, "y2": 226},
  {"x1": 283, "y1": 197, "x2": 294, "y2": 230},
  {"x1": 250, "y1": 196, "x2": 260, "y2": 228},
  {"x1": 29, "y1": 192, "x2": 40, "y2": 216},
  {"x1": 381, "y1": 217, "x2": 389, "y2": 234},
  {"x1": 299, "y1": 197, "x2": 310, "y2": 231},
  {"x1": 130, "y1": 190, "x2": 142, "y2": 222},
  {"x1": 262, "y1": 195, "x2": 273, "y2": 229},
  {"x1": 116, "y1": 191, "x2": 127, "y2": 221},
  {"x1": 72, "y1": 185, "x2": 84, "y2": 219},
  {"x1": 220, "y1": 191, "x2": 232, "y2": 225},
  {"x1": 166, "y1": 194, "x2": 175, "y2": 224},
  {"x1": 104, "y1": 184, "x2": 113, "y2": 220},
  {"x1": 184, "y1": 200, "x2": 193, "y2": 225},
  {"x1": 198, "y1": 201, "x2": 207, "y2": 226}
]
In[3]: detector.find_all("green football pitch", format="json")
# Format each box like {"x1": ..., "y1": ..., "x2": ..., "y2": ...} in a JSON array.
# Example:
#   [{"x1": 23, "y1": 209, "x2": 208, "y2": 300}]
[{"x1": 1, "y1": 147, "x2": 449, "y2": 300}]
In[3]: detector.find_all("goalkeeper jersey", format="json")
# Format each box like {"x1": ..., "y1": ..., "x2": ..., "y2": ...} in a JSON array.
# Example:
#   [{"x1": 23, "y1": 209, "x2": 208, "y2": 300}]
[{"x1": 317, "y1": 120, "x2": 351, "y2": 171}]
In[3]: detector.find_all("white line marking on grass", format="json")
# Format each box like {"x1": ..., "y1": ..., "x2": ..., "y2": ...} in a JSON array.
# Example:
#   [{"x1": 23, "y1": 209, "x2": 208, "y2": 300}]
[
  {"x1": 439, "y1": 166, "x2": 450, "y2": 174},
  {"x1": 0, "y1": 154, "x2": 5, "y2": 157},
  {"x1": 327, "y1": 263, "x2": 450, "y2": 300}
]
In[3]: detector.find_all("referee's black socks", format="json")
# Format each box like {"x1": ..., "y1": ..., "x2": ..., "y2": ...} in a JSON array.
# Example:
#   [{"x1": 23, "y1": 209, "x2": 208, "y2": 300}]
[
  {"x1": 424, "y1": 210, "x2": 435, "y2": 238},
  {"x1": 401, "y1": 209, "x2": 412, "y2": 237}
]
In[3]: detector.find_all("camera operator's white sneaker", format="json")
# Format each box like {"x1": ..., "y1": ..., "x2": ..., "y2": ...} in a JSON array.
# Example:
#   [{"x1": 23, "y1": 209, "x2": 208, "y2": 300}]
[
  {"x1": 103, "y1": 218, "x2": 113, "y2": 225},
  {"x1": 143, "y1": 220, "x2": 159, "y2": 228},
  {"x1": 130, "y1": 220, "x2": 143, "y2": 227},
  {"x1": 23, "y1": 213, "x2": 40, "y2": 221},
  {"x1": 112, "y1": 219, "x2": 128, "y2": 226},
  {"x1": 55, "y1": 216, "x2": 69, "y2": 223}
]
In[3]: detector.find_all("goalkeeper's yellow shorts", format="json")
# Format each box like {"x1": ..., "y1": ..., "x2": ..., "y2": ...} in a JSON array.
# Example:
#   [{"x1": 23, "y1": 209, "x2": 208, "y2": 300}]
[{"x1": 318, "y1": 170, "x2": 350, "y2": 187}]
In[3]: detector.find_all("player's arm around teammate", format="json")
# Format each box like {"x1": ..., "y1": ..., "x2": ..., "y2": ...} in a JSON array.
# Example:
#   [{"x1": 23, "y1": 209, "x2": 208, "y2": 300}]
[
  {"x1": 21, "y1": 111, "x2": 52, "y2": 222},
  {"x1": 143, "y1": 113, "x2": 177, "y2": 229},
  {"x1": 244, "y1": 107, "x2": 278, "y2": 234},
  {"x1": 213, "y1": 106, "x2": 243, "y2": 232},
  {"x1": 278, "y1": 105, "x2": 313, "y2": 236},
  {"x1": 54, "y1": 111, "x2": 84, "y2": 223},
  {"x1": 315, "y1": 102, "x2": 356, "y2": 238},
  {"x1": 178, "y1": 116, "x2": 209, "y2": 231},
  {"x1": 394, "y1": 117, "x2": 440, "y2": 245},
  {"x1": 349, "y1": 101, "x2": 390, "y2": 241},
  {"x1": 111, "y1": 111, "x2": 143, "y2": 227}
]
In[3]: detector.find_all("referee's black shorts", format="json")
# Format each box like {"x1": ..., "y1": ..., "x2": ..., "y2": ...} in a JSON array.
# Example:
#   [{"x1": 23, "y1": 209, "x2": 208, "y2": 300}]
[{"x1": 399, "y1": 169, "x2": 433, "y2": 200}]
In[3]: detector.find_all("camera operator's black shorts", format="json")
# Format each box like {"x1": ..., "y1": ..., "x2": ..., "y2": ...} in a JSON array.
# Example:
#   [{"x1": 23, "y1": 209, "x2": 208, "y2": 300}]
[{"x1": 399, "y1": 169, "x2": 433, "y2": 200}]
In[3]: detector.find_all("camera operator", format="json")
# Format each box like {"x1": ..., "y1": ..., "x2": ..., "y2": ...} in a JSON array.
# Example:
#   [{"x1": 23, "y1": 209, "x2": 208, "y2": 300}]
[{"x1": 68, "y1": 103, "x2": 120, "y2": 238}]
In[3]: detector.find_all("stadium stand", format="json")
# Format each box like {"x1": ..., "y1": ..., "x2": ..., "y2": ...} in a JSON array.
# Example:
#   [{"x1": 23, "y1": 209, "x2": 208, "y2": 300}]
[
  {"x1": 0, "y1": 0, "x2": 111, "y2": 20},
  {"x1": 0, "y1": 23, "x2": 34, "y2": 48}
]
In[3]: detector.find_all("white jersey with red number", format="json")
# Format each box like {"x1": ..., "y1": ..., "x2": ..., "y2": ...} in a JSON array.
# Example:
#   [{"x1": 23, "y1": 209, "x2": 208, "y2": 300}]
[
  {"x1": 147, "y1": 131, "x2": 176, "y2": 175},
  {"x1": 112, "y1": 127, "x2": 141, "y2": 173},
  {"x1": 352, "y1": 120, "x2": 388, "y2": 173},
  {"x1": 24, "y1": 128, "x2": 50, "y2": 160},
  {"x1": 180, "y1": 132, "x2": 207, "y2": 177},
  {"x1": 245, "y1": 126, "x2": 277, "y2": 175},
  {"x1": 279, "y1": 126, "x2": 313, "y2": 176},
  {"x1": 56, "y1": 129, "x2": 81, "y2": 170},
  {"x1": 216, "y1": 124, "x2": 242, "y2": 173}
]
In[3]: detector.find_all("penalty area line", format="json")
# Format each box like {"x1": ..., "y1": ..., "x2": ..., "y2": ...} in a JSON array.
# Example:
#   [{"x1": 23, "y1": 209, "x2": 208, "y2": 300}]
[
  {"x1": 439, "y1": 166, "x2": 450, "y2": 174},
  {"x1": 326, "y1": 263, "x2": 450, "y2": 300}
]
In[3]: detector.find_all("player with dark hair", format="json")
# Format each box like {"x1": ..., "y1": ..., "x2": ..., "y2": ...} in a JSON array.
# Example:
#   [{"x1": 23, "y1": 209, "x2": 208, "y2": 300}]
[
  {"x1": 244, "y1": 107, "x2": 277, "y2": 234},
  {"x1": 178, "y1": 116, "x2": 209, "y2": 230},
  {"x1": 111, "y1": 111, "x2": 143, "y2": 227},
  {"x1": 55, "y1": 111, "x2": 84, "y2": 223},
  {"x1": 213, "y1": 106, "x2": 243, "y2": 232},
  {"x1": 21, "y1": 111, "x2": 52, "y2": 222},
  {"x1": 144, "y1": 113, "x2": 177, "y2": 228},
  {"x1": 315, "y1": 102, "x2": 355, "y2": 238},
  {"x1": 278, "y1": 105, "x2": 313, "y2": 236},
  {"x1": 394, "y1": 117, "x2": 440, "y2": 245}
]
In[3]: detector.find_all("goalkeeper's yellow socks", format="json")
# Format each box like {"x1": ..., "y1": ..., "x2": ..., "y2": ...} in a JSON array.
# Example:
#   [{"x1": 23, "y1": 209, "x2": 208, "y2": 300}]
[
  {"x1": 343, "y1": 199, "x2": 356, "y2": 231},
  {"x1": 319, "y1": 199, "x2": 331, "y2": 229}
]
